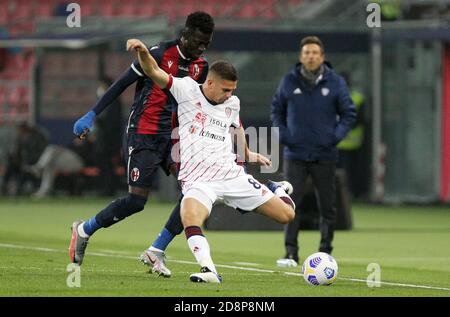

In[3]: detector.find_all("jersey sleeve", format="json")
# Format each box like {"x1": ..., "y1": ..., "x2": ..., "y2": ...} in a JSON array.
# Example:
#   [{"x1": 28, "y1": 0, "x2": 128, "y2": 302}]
[
  {"x1": 167, "y1": 76, "x2": 196, "y2": 104},
  {"x1": 231, "y1": 113, "x2": 240, "y2": 128},
  {"x1": 130, "y1": 43, "x2": 164, "y2": 77},
  {"x1": 230, "y1": 97, "x2": 241, "y2": 128}
]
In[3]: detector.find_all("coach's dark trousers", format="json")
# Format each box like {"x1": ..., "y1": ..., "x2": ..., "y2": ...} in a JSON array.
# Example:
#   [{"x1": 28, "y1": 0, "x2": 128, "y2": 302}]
[{"x1": 284, "y1": 159, "x2": 337, "y2": 256}]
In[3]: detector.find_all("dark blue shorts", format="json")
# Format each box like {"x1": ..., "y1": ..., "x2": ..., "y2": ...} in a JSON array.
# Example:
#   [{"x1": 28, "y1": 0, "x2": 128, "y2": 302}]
[{"x1": 124, "y1": 133, "x2": 173, "y2": 188}]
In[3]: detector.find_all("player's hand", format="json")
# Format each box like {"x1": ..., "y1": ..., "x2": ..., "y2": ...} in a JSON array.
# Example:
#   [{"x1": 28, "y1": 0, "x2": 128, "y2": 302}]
[
  {"x1": 73, "y1": 110, "x2": 96, "y2": 139},
  {"x1": 126, "y1": 39, "x2": 148, "y2": 52},
  {"x1": 247, "y1": 151, "x2": 272, "y2": 167}
]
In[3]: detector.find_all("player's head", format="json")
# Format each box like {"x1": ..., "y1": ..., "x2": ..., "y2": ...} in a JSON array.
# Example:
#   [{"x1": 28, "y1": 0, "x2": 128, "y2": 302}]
[
  {"x1": 204, "y1": 60, "x2": 238, "y2": 104},
  {"x1": 180, "y1": 11, "x2": 215, "y2": 59},
  {"x1": 299, "y1": 36, "x2": 325, "y2": 72}
]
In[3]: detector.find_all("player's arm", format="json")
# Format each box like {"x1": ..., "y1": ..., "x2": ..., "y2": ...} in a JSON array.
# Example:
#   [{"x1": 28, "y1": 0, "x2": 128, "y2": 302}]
[
  {"x1": 335, "y1": 77, "x2": 357, "y2": 144},
  {"x1": 234, "y1": 125, "x2": 271, "y2": 167},
  {"x1": 126, "y1": 39, "x2": 169, "y2": 89},
  {"x1": 73, "y1": 64, "x2": 139, "y2": 139}
]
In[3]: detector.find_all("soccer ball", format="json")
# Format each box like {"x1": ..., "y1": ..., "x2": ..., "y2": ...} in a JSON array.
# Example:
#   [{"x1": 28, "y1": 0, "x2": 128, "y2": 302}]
[{"x1": 302, "y1": 252, "x2": 338, "y2": 286}]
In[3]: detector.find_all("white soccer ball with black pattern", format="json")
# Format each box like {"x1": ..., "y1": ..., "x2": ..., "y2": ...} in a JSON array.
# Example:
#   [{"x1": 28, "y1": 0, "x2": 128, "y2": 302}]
[{"x1": 302, "y1": 252, "x2": 338, "y2": 286}]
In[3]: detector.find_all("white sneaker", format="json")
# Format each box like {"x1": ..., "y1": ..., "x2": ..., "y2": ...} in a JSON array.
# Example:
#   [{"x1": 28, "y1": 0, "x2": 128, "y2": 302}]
[
  {"x1": 139, "y1": 249, "x2": 171, "y2": 278},
  {"x1": 276, "y1": 258, "x2": 298, "y2": 268},
  {"x1": 190, "y1": 267, "x2": 222, "y2": 283}
]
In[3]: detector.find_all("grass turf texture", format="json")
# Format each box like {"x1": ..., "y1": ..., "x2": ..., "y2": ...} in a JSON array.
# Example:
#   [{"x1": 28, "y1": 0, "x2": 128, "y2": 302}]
[{"x1": 0, "y1": 198, "x2": 449, "y2": 296}]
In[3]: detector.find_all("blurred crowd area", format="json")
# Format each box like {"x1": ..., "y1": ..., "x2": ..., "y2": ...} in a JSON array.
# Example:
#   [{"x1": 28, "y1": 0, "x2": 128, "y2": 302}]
[
  {"x1": 1, "y1": 0, "x2": 448, "y2": 123},
  {"x1": 0, "y1": 118, "x2": 125, "y2": 198},
  {"x1": 1, "y1": 0, "x2": 449, "y2": 201}
]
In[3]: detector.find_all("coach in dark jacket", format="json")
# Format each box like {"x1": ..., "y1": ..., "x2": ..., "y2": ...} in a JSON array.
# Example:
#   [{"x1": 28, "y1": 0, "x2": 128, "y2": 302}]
[{"x1": 271, "y1": 36, "x2": 356, "y2": 261}]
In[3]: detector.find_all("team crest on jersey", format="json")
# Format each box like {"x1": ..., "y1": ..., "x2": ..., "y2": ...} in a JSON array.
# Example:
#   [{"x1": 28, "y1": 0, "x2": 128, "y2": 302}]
[
  {"x1": 225, "y1": 107, "x2": 232, "y2": 118},
  {"x1": 194, "y1": 112, "x2": 207, "y2": 125},
  {"x1": 130, "y1": 168, "x2": 140, "y2": 182},
  {"x1": 193, "y1": 64, "x2": 200, "y2": 79},
  {"x1": 321, "y1": 87, "x2": 330, "y2": 96}
]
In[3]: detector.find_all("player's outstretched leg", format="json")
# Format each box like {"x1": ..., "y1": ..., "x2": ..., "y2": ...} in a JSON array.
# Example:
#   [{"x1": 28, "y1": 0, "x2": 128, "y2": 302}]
[
  {"x1": 266, "y1": 180, "x2": 296, "y2": 210},
  {"x1": 255, "y1": 180, "x2": 295, "y2": 224},
  {"x1": 181, "y1": 197, "x2": 222, "y2": 284},
  {"x1": 69, "y1": 193, "x2": 147, "y2": 265}
]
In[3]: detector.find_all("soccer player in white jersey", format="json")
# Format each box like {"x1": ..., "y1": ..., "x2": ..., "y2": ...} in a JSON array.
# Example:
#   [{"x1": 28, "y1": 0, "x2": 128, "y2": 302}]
[{"x1": 127, "y1": 39, "x2": 295, "y2": 283}]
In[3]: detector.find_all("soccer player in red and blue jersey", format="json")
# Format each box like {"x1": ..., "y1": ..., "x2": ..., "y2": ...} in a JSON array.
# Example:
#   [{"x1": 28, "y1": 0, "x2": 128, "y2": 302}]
[{"x1": 69, "y1": 12, "x2": 214, "y2": 266}]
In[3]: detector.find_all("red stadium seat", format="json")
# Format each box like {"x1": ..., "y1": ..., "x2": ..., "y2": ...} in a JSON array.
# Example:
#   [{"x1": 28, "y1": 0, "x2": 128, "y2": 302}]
[
  {"x1": 199, "y1": 2, "x2": 219, "y2": 17},
  {"x1": 35, "y1": 1, "x2": 53, "y2": 18},
  {"x1": 19, "y1": 86, "x2": 29, "y2": 104},
  {"x1": 216, "y1": 0, "x2": 240, "y2": 17},
  {"x1": 178, "y1": 0, "x2": 198, "y2": 18},
  {"x1": 258, "y1": 0, "x2": 277, "y2": 20},
  {"x1": 77, "y1": 0, "x2": 97, "y2": 16},
  {"x1": 157, "y1": 0, "x2": 177, "y2": 22},
  {"x1": 8, "y1": 86, "x2": 21, "y2": 107},
  {"x1": 236, "y1": 2, "x2": 259, "y2": 19},
  {"x1": 101, "y1": 0, "x2": 117, "y2": 17},
  {"x1": 5, "y1": 0, "x2": 32, "y2": 22},
  {"x1": 0, "y1": 11, "x2": 7, "y2": 25},
  {"x1": 135, "y1": 3, "x2": 158, "y2": 17},
  {"x1": 0, "y1": 87, "x2": 6, "y2": 105},
  {"x1": 120, "y1": 5, "x2": 136, "y2": 17},
  {"x1": 119, "y1": 1, "x2": 138, "y2": 16},
  {"x1": 23, "y1": 51, "x2": 35, "y2": 70},
  {"x1": 0, "y1": 1, "x2": 12, "y2": 24}
]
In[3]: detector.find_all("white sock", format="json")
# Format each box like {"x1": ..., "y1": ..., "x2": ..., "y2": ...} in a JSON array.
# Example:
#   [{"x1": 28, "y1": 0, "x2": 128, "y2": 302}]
[
  {"x1": 187, "y1": 235, "x2": 217, "y2": 274},
  {"x1": 148, "y1": 246, "x2": 163, "y2": 253},
  {"x1": 275, "y1": 187, "x2": 296, "y2": 210},
  {"x1": 275, "y1": 187, "x2": 288, "y2": 198},
  {"x1": 77, "y1": 222, "x2": 90, "y2": 238}
]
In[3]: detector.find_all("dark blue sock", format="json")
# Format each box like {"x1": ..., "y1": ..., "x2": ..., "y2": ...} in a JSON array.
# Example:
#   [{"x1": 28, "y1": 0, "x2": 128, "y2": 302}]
[
  {"x1": 83, "y1": 216, "x2": 101, "y2": 236},
  {"x1": 94, "y1": 194, "x2": 147, "y2": 228},
  {"x1": 152, "y1": 228, "x2": 175, "y2": 251}
]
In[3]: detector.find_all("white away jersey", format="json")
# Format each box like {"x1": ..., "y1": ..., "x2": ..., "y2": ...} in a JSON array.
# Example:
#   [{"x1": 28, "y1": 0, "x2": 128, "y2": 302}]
[{"x1": 167, "y1": 76, "x2": 245, "y2": 183}]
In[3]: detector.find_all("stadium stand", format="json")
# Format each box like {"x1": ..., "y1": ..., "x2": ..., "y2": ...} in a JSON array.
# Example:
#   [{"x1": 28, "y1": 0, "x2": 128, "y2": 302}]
[{"x1": 0, "y1": 0, "x2": 304, "y2": 124}]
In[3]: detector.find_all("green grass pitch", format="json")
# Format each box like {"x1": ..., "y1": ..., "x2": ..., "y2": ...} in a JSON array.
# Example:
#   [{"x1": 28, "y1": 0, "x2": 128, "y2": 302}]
[{"x1": 0, "y1": 197, "x2": 449, "y2": 296}]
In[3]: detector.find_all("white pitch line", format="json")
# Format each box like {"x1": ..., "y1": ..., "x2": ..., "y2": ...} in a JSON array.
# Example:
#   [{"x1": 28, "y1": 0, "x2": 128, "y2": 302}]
[
  {"x1": 232, "y1": 262, "x2": 262, "y2": 266},
  {"x1": 1, "y1": 243, "x2": 450, "y2": 292}
]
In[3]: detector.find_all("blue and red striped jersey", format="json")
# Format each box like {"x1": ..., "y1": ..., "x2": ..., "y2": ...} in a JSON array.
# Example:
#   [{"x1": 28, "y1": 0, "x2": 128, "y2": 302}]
[{"x1": 127, "y1": 39, "x2": 208, "y2": 135}]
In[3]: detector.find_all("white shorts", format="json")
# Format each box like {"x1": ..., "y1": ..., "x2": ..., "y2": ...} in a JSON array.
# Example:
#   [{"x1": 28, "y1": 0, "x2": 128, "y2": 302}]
[{"x1": 181, "y1": 174, "x2": 274, "y2": 213}]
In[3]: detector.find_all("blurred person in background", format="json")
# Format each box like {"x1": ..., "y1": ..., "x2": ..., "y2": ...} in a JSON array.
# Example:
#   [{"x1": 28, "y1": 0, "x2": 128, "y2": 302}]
[
  {"x1": 1, "y1": 122, "x2": 48, "y2": 196},
  {"x1": 26, "y1": 143, "x2": 84, "y2": 198},
  {"x1": 271, "y1": 36, "x2": 356, "y2": 264},
  {"x1": 93, "y1": 77, "x2": 123, "y2": 196},
  {"x1": 337, "y1": 72, "x2": 367, "y2": 199}
]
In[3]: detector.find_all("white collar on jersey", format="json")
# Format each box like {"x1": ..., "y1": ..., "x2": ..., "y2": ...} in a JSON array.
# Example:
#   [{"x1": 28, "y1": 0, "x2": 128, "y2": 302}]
[{"x1": 177, "y1": 45, "x2": 189, "y2": 60}]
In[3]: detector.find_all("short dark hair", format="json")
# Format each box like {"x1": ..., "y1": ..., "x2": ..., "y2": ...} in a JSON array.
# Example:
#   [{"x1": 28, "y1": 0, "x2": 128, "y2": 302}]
[
  {"x1": 209, "y1": 60, "x2": 238, "y2": 81},
  {"x1": 185, "y1": 11, "x2": 215, "y2": 35},
  {"x1": 300, "y1": 36, "x2": 324, "y2": 54}
]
